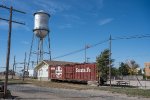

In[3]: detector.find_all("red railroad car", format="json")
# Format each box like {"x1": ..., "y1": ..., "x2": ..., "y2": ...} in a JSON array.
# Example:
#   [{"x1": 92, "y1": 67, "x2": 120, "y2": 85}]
[{"x1": 49, "y1": 63, "x2": 97, "y2": 83}]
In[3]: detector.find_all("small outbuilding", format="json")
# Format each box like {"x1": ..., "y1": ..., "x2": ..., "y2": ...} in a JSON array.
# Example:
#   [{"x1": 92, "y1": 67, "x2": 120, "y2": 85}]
[
  {"x1": 28, "y1": 69, "x2": 37, "y2": 78},
  {"x1": 34, "y1": 60, "x2": 75, "y2": 81}
]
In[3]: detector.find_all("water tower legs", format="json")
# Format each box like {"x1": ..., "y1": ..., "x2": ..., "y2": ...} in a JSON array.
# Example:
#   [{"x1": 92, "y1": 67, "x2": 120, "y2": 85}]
[
  {"x1": 38, "y1": 38, "x2": 44, "y2": 62},
  {"x1": 27, "y1": 33, "x2": 51, "y2": 70},
  {"x1": 48, "y1": 33, "x2": 51, "y2": 61}
]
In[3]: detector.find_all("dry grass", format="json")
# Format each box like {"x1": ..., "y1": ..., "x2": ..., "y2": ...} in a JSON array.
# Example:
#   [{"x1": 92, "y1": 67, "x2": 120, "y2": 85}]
[
  {"x1": 3, "y1": 79, "x2": 150, "y2": 98},
  {"x1": 26, "y1": 79, "x2": 93, "y2": 90}
]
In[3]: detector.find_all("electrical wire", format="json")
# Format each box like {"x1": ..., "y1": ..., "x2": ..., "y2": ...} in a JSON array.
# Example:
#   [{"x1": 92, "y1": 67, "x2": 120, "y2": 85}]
[
  {"x1": 112, "y1": 34, "x2": 150, "y2": 40},
  {"x1": 52, "y1": 34, "x2": 150, "y2": 60},
  {"x1": 52, "y1": 39, "x2": 109, "y2": 59}
]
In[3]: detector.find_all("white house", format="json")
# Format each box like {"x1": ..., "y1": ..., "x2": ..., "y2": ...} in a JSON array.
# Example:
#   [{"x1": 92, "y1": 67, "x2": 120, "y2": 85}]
[{"x1": 35, "y1": 60, "x2": 75, "y2": 81}]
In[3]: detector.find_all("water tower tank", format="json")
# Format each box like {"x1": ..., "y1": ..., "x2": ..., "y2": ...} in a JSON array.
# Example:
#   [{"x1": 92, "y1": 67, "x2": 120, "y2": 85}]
[{"x1": 33, "y1": 10, "x2": 50, "y2": 39}]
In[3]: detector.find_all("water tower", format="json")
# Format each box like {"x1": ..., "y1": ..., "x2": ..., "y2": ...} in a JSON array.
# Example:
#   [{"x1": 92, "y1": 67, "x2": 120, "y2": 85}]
[
  {"x1": 27, "y1": 10, "x2": 51, "y2": 69},
  {"x1": 33, "y1": 10, "x2": 50, "y2": 61},
  {"x1": 33, "y1": 10, "x2": 50, "y2": 39}
]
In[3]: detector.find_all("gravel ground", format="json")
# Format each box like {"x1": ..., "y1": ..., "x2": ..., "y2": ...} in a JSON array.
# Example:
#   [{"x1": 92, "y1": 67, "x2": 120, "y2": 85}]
[{"x1": 5, "y1": 84, "x2": 150, "y2": 100}]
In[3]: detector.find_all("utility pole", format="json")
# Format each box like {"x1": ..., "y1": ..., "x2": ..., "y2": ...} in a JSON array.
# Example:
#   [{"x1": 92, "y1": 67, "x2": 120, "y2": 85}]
[
  {"x1": 0, "y1": 5, "x2": 25, "y2": 97},
  {"x1": 4, "y1": 6, "x2": 13, "y2": 97},
  {"x1": 87, "y1": 57, "x2": 90, "y2": 63},
  {"x1": 84, "y1": 45, "x2": 90, "y2": 63},
  {"x1": 23, "y1": 52, "x2": 26, "y2": 81},
  {"x1": 109, "y1": 35, "x2": 112, "y2": 87},
  {"x1": 85, "y1": 45, "x2": 87, "y2": 63},
  {"x1": 11, "y1": 56, "x2": 16, "y2": 79}
]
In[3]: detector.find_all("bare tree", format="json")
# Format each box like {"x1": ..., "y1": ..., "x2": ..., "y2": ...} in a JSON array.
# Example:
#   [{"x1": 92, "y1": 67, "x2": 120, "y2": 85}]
[{"x1": 126, "y1": 60, "x2": 140, "y2": 75}]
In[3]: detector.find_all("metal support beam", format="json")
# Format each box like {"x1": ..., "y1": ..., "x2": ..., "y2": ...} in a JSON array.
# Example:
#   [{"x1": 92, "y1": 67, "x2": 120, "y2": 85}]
[
  {"x1": 0, "y1": 17, "x2": 25, "y2": 25},
  {"x1": 109, "y1": 35, "x2": 112, "y2": 87},
  {"x1": 11, "y1": 56, "x2": 16, "y2": 79},
  {"x1": 27, "y1": 33, "x2": 35, "y2": 72},
  {"x1": 23, "y1": 52, "x2": 26, "y2": 81},
  {"x1": 39, "y1": 38, "x2": 43, "y2": 62},
  {"x1": 48, "y1": 33, "x2": 51, "y2": 61},
  {"x1": 37, "y1": 39, "x2": 40, "y2": 64},
  {"x1": 0, "y1": 5, "x2": 26, "y2": 14}
]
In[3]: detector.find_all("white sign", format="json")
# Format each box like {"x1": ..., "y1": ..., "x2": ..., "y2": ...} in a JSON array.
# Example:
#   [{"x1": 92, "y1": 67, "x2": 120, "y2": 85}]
[
  {"x1": 76, "y1": 67, "x2": 91, "y2": 72},
  {"x1": 51, "y1": 67, "x2": 55, "y2": 70},
  {"x1": 55, "y1": 66, "x2": 62, "y2": 78}
]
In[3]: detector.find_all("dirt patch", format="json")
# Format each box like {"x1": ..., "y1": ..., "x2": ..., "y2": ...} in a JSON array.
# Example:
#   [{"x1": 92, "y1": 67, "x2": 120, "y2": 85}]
[{"x1": 30, "y1": 80, "x2": 92, "y2": 90}]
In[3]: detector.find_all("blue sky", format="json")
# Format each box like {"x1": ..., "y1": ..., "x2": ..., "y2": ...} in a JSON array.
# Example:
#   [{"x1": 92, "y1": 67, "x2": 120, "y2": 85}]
[{"x1": 0, "y1": 0, "x2": 150, "y2": 72}]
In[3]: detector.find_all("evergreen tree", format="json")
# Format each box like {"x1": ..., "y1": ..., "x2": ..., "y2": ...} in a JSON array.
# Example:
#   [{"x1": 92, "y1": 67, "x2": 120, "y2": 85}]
[
  {"x1": 118, "y1": 62, "x2": 130, "y2": 76},
  {"x1": 111, "y1": 67, "x2": 119, "y2": 76},
  {"x1": 96, "y1": 49, "x2": 114, "y2": 81}
]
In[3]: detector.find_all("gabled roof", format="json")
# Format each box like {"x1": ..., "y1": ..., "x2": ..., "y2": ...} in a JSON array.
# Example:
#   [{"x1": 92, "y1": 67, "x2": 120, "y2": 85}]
[
  {"x1": 44, "y1": 60, "x2": 76, "y2": 66},
  {"x1": 35, "y1": 60, "x2": 77, "y2": 70}
]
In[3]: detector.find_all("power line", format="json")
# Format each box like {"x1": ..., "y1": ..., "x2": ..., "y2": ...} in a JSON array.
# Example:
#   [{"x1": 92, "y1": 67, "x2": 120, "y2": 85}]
[
  {"x1": 112, "y1": 34, "x2": 150, "y2": 40},
  {"x1": 52, "y1": 48, "x2": 85, "y2": 60},
  {"x1": 52, "y1": 39, "x2": 109, "y2": 59},
  {"x1": 88, "y1": 39, "x2": 109, "y2": 48},
  {"x1": 52, "y1": 34, "x2": 150, "y2": 60}
]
